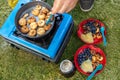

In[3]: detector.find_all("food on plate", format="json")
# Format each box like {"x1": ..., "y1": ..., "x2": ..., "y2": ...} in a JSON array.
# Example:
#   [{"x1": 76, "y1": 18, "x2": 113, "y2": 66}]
[
  {"x1": 98, "y1": 56, "x2": 103, "y2": 61},
  {"x1": 41, "y1": 7, "x2": 49, "y2": 14},
  {"x1": 18, "y1": 18, "x2": 27, "y2": 26},
  {"x1": 28, "y1": 29, "x2": 37, "y2": 37},
  {"x1": 27, "y1": 16, "x2": 36, "y2": 24},
  {"x1": 18, "y1": 13, "x2": 28, "y2": 26},
  {"x1": 90, "y1": 49, "x2": 96, "y2": 55},
  {"x1": 96, "y1": 27, "x2": 100, "y2": 33},
  {"x1": 80, "y1": 20, "x2": 103, "y2": 43},
  {"x1": 80, "y1": 59, "x2": 93, "y2": 72},
  {"x1": 96, "y1": 32, "x2": 102, "y2": 39},
  {"x1": 92, "y1": 34, "x2": 97, "y2": 39},
  {"x1": 91, "y1": 51, "x2": 103, "y2": 69},
  {"x1": 94, "y1": 21, "x2": 99, "y2": 27},
  {"x1": 20, "y1": 26, "x2": 29, "y2": 33},
  {"x1": 81, "y1": 32, "x2": 94, "y2": 43},
  {"x1": 32, "y1": 9, "x2": 40, "y2": 16},
  {"x1": 38, "y1": 13, "x2": 46, "y2": 20},
  {"x1": 35, "y1": 5, "x2": 42, "y2": 10},
  {"x1": 92, "y1": 56, "x2": 97, "y2": 63},
  {"x1": 23, "y1": 13, "x2": 29, "y2": 18},
  {"x1": 30, "y1": 22, "x2": 38, "y2": 30},
  {"x1": 44, "y1": 24, "x2": 51, "y2": 30},
  {"x1": 77, "y1": 48, "x2": 92, "y2": 65},
  {"x1": 37, "y1": 20, "x2": 45, "y2": 27},
  {"x1": 37, "y1": 27, "x2": 45, "y2": 35},
  {"x1": 47, "y1": 12, "x2": 52, "y2": 16},
  {"x1": 95, "y1": 53, "x2": 103, "y2": 61},
  {"x1": 77, "y1": 48, "x2": 104, "y2": 73}
]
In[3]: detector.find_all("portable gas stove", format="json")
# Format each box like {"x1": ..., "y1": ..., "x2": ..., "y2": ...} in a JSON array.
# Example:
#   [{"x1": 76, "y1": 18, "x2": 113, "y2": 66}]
[{"x1": 0, "y1": 0, "x2": 74, "y2": 63}]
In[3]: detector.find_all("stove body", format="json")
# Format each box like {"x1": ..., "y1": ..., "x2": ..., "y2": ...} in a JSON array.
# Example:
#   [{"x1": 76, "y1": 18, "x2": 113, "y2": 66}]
[{"x1": 0, "y1": 0, "x2": 74, "y2": 63}]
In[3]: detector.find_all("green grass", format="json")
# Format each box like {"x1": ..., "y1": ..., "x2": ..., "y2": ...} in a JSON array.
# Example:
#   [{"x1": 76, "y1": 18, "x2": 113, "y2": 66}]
[{"x1": 0, "y1": 0, "x2": 120, "y2": 80}]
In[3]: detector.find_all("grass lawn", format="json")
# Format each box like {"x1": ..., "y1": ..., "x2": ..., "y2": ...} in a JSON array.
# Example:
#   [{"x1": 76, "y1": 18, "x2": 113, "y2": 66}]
[{"x1": 0, "y1": 0, "x2": 120, "y2": 80}]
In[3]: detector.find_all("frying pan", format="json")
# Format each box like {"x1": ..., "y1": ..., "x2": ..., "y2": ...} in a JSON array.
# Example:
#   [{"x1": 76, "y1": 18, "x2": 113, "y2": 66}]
[{"x1": 15, "y1": 1, "x2": 55, "y2": 39}]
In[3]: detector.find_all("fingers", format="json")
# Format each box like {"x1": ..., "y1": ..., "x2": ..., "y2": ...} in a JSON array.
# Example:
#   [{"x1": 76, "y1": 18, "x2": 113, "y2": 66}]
[
  {"x1": 51, "y1": 0, "x2": 62, "y2": 14},
  {"x1": 58, "y1": 5, "x2": 68, "y2": 13},
  {"x1": 52, "y1": 4, "x2": 67, "y2": 14},
  {"x1": 52, "y1": 0, "x2": 78, "y2": 14}
]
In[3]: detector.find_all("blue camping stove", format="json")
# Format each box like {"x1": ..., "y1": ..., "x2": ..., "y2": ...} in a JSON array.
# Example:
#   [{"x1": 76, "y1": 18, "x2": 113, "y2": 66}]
[{"x1": 0, "y1": 0, "x2": 74, "y2": 63}]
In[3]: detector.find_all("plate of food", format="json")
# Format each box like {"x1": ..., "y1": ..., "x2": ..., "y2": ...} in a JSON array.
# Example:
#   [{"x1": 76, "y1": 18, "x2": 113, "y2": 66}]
[
  {"x1": 77, "y1": 18, "x2": 106, "y2": 44},
  {"x1": 74, "y1": 45, "x2": 106, "y2": 76}
]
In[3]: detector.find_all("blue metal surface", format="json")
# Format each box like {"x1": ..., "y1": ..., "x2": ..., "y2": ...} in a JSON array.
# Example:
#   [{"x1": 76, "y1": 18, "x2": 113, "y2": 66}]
[
  {"x1": 0, "y1": 0, "x2": 73, "y2": 59},
  {"x1": 0, "y1": 0, "x2": 32, "y2": 37}
]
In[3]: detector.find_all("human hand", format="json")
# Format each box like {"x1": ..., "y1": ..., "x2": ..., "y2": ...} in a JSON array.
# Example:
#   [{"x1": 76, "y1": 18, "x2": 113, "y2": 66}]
[{"x1": 51, "y1": 0, "x2": 78, "y2": 14}]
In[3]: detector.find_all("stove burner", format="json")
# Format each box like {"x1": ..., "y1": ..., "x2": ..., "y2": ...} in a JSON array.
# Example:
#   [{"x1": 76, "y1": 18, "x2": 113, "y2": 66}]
[{"x1": 13, "y1": 14, "x2": 63, "y2": 49}]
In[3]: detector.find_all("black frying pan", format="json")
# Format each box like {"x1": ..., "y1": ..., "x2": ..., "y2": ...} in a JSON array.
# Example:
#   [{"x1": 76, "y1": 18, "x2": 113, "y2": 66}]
[{"x1": 15, "y1": 1, "x2": 55, "y2": 39}]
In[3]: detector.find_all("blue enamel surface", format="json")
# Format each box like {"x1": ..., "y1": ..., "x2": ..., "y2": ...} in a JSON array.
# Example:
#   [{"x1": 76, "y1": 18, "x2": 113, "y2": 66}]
[
  {"x1": 0, "y1": 0, "x2": 32, "y2": 36},
  {"x1": 0, "y1": 0, "x2": 73, "y2": 59},
  {"x1": 48, "y1": 14, "x2": 72, "y2": 58}
]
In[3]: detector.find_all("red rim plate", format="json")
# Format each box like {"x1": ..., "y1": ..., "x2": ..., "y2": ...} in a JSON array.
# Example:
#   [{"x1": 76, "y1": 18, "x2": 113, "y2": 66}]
[
  {"x1": 77, "y1": 18, "x2": 107, "y2": 44},
  {"x1": 74, "y1": 44, "x2": 106, "y2": 76}
]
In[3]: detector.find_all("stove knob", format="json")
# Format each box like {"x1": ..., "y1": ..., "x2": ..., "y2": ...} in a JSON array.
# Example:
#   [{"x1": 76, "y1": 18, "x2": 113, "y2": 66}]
[{"x1": 55, "y1": 13, "x2": 63, "y2": 21}]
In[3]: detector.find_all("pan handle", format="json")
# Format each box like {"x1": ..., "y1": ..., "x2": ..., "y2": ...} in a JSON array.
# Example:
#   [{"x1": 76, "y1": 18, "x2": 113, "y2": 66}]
[
  {"x1": 46, "y1": 14, "x2": 53, "y2": 25},
  {"x1": 46, "y1": 13, "x2": 63, "y2": 25},
  {"x1": 55, "y1": 13, "x2": 63, "y2": 21}
]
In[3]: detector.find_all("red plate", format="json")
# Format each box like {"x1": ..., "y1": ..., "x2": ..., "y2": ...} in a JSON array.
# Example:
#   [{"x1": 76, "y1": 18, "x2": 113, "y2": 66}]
[
  {"x1": 77, "y1": 18, "x2": 106, "y2": 44},
  {"x1": 74, "y1": 45, "x2": 106, "y2": 76}
]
